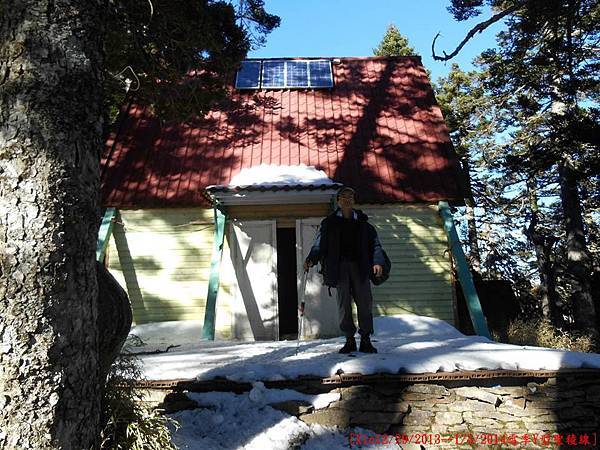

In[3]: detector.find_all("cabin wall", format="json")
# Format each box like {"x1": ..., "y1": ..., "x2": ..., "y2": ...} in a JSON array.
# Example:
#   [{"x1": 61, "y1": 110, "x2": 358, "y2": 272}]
[
  {"x1": 361, "y1": 205, "x2": 455, "y2": 324},
  {"x1": 105, "y1": 208, "x2": 235, "y2": 338},
  {"x1": 106, "y1": 203, "x2": 455, "y2": 337}
]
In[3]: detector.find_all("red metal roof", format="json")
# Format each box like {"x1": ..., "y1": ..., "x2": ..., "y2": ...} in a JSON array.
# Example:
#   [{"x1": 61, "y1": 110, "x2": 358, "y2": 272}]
[{"x1": 101, "y1": 56, "x2": 469, "y2": 208}]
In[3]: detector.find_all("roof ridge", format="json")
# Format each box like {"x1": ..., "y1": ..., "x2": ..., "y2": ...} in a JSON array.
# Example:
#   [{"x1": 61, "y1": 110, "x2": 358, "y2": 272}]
[{"x1": 244, "y1": 56, "x2": 422, "y2": 62}]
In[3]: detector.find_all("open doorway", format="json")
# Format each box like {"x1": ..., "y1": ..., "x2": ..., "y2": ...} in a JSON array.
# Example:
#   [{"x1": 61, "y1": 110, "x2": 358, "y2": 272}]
[{"x1": 276, "y1": 227, "x2": 298, "y2": 340}]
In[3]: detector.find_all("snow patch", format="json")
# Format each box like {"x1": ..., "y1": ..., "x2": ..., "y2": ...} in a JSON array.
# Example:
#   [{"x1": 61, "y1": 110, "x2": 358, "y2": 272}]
[
  {"x1": 228, "y1": 164, "x2": 335, "y2": 187},
  {"x1": 170, "y1": 387, "x2": 366, "y2": 450},
  {"x1": 130, "y1": 315, "x2": 600, "y2": 383}
]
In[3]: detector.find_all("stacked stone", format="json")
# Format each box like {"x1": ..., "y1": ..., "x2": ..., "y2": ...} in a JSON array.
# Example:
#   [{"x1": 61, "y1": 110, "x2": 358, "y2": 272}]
[{"x1": 267, "y1": 376, "x2": 599, "y2": 449}]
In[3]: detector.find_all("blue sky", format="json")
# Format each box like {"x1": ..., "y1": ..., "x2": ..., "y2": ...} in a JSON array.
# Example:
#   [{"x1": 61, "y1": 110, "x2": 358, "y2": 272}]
[{"x1": 248, "y1": 0, "x2": 505, "y2": 82}]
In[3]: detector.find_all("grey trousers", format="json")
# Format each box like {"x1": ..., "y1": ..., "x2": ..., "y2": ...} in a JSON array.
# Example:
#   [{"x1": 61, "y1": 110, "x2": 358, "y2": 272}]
[{"x1": 336, "y1": 259, "x2": 374, "y2": 338}]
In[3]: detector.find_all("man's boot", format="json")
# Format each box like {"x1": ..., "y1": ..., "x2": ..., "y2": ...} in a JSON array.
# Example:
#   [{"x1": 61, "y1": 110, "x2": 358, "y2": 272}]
[
  {"x1": 359, "y1": 335, "x2": 378, "y2": 353},
  {"x1": 338, "y1": 336, "x2": 357, "y2": 354}
]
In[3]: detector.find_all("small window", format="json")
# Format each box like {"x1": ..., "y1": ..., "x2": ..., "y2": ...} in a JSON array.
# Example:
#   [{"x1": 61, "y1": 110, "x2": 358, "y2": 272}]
[{"x1": 235, "y1": 61, "x2": 261, "y2": 89}]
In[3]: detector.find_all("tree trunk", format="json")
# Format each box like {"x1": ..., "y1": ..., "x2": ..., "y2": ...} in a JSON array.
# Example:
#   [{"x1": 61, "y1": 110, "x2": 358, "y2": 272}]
[
  {"x1": 524, "y1": 181, "x2": 559, "y2": 324},
  {"x1": 0, "y1": 1, "x2": 107, "y2": 448},
  {"x1": 462, "y1": 158, "x2": 481, "y2": 273},
  {"x1": 558, "y1": 156, "x2": 597, "y2": 336},
  {"x1": 465, "y1": 199, "x2": 481, "y2": 273}
]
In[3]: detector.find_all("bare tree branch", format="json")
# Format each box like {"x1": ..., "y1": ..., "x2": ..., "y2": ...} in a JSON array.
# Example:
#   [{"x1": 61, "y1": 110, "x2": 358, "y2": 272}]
[{"x1": 432, "y1": 1, "x2": 527, "y2": 61}]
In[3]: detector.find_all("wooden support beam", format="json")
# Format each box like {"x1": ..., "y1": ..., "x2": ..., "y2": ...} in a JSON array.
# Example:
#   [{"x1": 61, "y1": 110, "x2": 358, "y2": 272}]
[
  {"x1": 202, "y1": 207, "x2": 227, "y2": 340},
  {"x1": 96, "y1": 207, "x2": 117, "y2": 262},
  {"x1": 438, "y1": 201, "x2": 491, "y2": 338}
]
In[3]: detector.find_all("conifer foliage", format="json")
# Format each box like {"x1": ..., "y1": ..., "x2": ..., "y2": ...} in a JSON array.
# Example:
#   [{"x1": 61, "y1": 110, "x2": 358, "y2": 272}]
[
  {"x1": 373, "y1": 24, "x2": 417, "y2": 56},
  {"x1": 436, "y1": 0, "x2": 599, "y2": 336}
]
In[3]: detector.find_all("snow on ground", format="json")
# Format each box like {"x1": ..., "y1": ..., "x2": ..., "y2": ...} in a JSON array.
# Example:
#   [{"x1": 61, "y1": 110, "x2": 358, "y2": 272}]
[
  {"x1": 127, "y1": 315, "x2": 600, "y2": 382},
  {"x1": 169, "y1": 382, "x2": 400, "y2": 450}
]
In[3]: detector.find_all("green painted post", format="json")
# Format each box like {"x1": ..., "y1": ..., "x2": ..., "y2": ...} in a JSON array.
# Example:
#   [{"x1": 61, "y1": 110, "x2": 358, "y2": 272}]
[
  {"x1": 438, "y1": 201, "x2": 491, "y2": 339},
  {"x1": 96, "y1": 208, "x2": 117, "y2": 262},
  {"x1": 202, "y1": 207, "x2": 227, "y2": 340}
]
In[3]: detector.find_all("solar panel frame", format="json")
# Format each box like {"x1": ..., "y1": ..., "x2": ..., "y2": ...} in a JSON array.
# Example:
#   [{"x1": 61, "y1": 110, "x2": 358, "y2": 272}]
[
  {"x1": 235, "y1": 60, "x2": 261, "y2": 89},
  {"x1": 308, "y1": 60, "x2": 334, "y2": 88},
  {"x1": 234, "y1": 59, "x2": 334, "y2": 90},
  {"x1": 286, "y1": 60, "x2": 309, "y2": 88},
  {"x1": 261, "y1": 60, "x2": 286, "y2": 88}
]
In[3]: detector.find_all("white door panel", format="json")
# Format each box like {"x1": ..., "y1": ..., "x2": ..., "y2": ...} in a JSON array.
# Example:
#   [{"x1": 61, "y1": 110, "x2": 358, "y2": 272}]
[
  {"x1": 297, "y1": 218, "x2": 339, "y2": 338},
  {"x1": 230, "y1": 220, "x2": 278, "y2": 340}
]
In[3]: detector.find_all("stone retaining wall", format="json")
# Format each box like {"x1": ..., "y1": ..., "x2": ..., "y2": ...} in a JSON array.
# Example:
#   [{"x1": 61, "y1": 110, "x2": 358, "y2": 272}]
[
  {"x1": 157, "y1": 374, "x2": 599, "y2": 448},
  {"x1": 270, "y1": 376, "x2": 600, "y2": 448}
]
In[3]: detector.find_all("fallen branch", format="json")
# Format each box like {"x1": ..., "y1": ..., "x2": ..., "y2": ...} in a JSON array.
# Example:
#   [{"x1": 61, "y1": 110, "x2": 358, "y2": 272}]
[{"x1": 126, "y1": 344, "x2": 181, "y2": 356}]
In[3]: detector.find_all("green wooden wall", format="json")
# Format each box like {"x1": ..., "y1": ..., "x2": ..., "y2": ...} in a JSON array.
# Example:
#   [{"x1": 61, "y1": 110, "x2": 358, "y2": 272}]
[{"x1": 107, "y1": 204, "x2": 455, "y2": 334}]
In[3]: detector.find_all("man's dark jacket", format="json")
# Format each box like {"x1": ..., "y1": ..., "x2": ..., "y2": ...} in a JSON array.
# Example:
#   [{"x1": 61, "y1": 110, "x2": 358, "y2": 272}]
[{"x1": 306, "y1": 209, "x2": 385, "y2": 287}]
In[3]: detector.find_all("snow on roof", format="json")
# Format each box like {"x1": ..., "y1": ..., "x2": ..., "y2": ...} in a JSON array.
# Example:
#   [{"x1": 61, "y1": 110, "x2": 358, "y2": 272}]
[
  {"x1": 128, "y1": 315, "x2": 600, "y2": 382},
  {"x1": 227, "y1": 164, "x2": 336, "y2": 188}
]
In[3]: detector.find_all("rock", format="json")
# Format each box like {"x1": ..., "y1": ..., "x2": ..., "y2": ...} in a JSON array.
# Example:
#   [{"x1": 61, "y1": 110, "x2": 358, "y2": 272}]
[
  {"x1": 300, "y1": 408, "x2": 350, "y2": 428},
  {"x1": 521, "y1": 414, "x2": 556, "y2": 424},
  {"x1": 404, "y1": 384, "x2": 449, "y2": 396},
  {"x1": 449, "y1": 400, "x2": 496, "y2": 413},
  {"x1": 558, "y1": 406, "x2": 591, "y2": 420},
  {"x1": 380, "y1": 401, "x2": 410, "y2": 413},
  {"x1": 486, "y1": 386, "x2": 525, "y2": 397},
  {"x1": 270, "y1": 400, "x2": 313, "y2": 416},
  {"x1": 502, "y1": 397, "x2": 526, "y2": 409},
  {"x1": 495, "y1": 405, "x2": 531, "y2": 417},
  {"x1": 340, "y1": 385, "x2": 378, "y2": 401},
  {"x1": 402, "y1": 392, "x2": 434, "y2": 401},
  {"x1": 447, "y1": 424, "x2": 470, "y2": 433},
  {"x1": 329, "y1": 398, "x2": 392, "y2": 412},
  {"x1": 586, "y1": 385, "x2": 600, "y2": 401},
  {"x1": 388, "y1": 424, "x2": 424, "y2": 435},
  {"x1": 454, "y1": 387, "x2": 500, "y2": 405},
  {"x1": 462, "y1": 418, "x2": 497, "y2": 428},
  {"x1": 362, "y1": 423, "x2": 390, "y2": 434},
  {"x1": 351, "y1": 411, "x2": 405, "y2": 425},
  {"x1": 525, "y1": 398, "x2": 574, "y2": 410},
  {"x1": 467, "y1": 410, "x2": 520, "y2": 422},
  {"x1": 586, "y1": 394, "x2": 600, "y2": 403},
  {"x1": 432, "y1": 403, "x2": 450, "y2": 412},
  {"x1": 157, "y1": 392, "x2": 199, "y2": 413},
  {"x1": 434, "y1": 411, "x2": 463, "y2": 425},
  {"x1": 527, "y1": 423, "x2": 559, "y2": 433},
  {"x1": 402, "y1": 409, "x2": 433, "y2": 425}
]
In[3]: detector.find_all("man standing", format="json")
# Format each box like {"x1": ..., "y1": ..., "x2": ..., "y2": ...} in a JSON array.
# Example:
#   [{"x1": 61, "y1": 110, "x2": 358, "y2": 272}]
[{"x1": 304, "y1": 187, "x2": 385, "y2": 353}]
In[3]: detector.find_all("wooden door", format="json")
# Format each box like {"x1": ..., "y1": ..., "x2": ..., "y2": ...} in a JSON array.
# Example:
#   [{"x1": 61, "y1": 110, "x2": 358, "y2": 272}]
[
  {"x1": 296, "y1": 218, "x2": 339, "y2": 338},
  {"x1": 230, "y1": 220, "x2": 278, "y2": 340}
]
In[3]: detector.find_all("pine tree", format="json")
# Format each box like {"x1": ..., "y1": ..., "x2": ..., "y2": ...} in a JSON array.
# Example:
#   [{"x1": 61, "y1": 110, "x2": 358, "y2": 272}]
[
  {"x1": 436, "y1": 0, "x2": 600, "y2": 336},
  {"x1": 373, "y1": 24, "x2": 416, "y2": 56}
]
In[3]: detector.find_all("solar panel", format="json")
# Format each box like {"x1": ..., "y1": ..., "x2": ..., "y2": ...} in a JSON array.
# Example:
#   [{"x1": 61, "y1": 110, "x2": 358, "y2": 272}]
[
  {"x1": 262, "y1": 61, "x2": 285, "y2": 88},
  {"x1": 235, "y1": 61, "x2": 261, "y2": 89},
  {"x1": 286, "y1": 61, "x2": 309, "y2": 87},
  {"x1": 235, "y1": 59, "x2": 333, "y2": 90},
  {"x1": 309, "y1": 60, "x2": 333, "y2": 88}
]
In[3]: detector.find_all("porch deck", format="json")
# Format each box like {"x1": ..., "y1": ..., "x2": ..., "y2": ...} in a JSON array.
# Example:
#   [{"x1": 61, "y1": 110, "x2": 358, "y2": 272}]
[{"x1": 126, "y1": 315, "x2": 600, "y2": 384}]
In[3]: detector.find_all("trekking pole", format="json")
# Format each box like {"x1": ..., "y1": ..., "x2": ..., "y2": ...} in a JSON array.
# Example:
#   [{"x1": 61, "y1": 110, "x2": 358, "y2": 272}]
[{"x1": 295, "y1": 267, "x2": 309, "y2": 356}]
